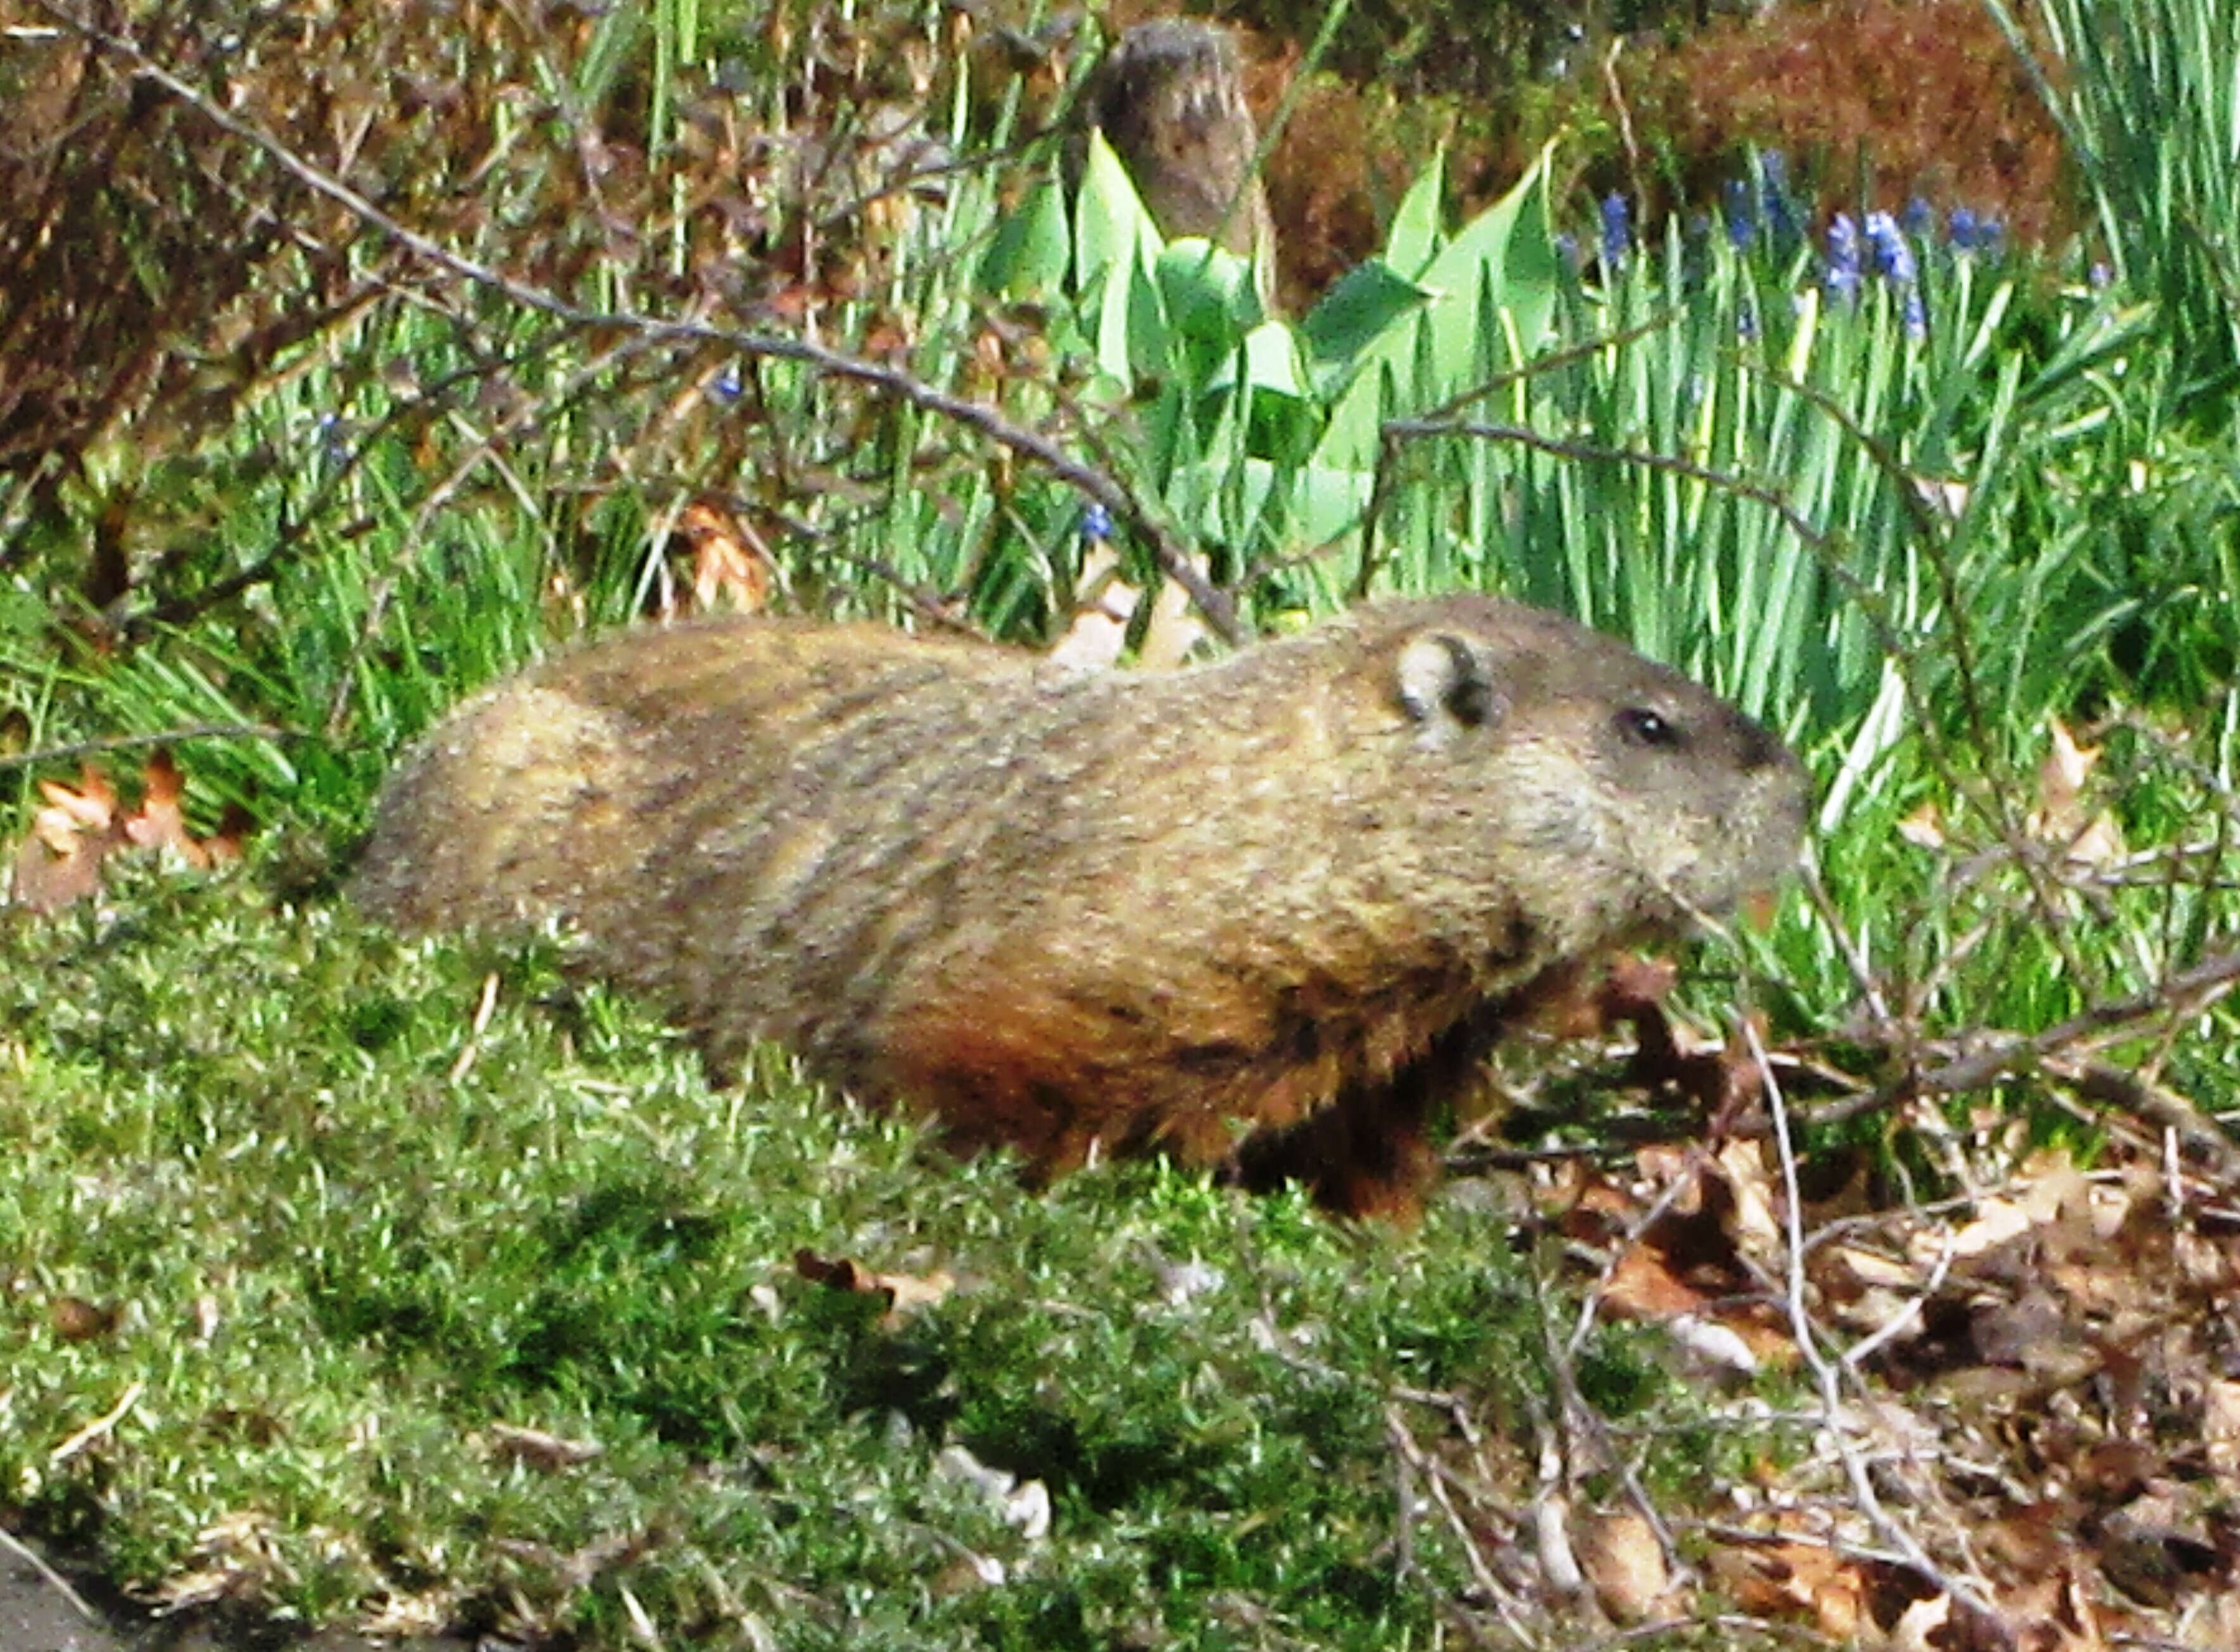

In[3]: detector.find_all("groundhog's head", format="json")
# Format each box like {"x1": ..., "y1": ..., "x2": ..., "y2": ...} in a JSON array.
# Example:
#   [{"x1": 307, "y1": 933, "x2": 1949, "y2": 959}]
[
  {"x1": 1079, "y1": 19, "x2": 1268, "y2": 266},
  {"x1": 1363, "y1": 596, "x2": 1809, "y2": 954},
  {"x1": 1086, "y1": 20, "x2": 1254, "y2": 160}
]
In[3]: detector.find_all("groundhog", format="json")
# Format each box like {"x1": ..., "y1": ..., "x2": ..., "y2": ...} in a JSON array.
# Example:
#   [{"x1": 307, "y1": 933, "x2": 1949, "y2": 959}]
[
  {"x1": 1080, "y1": 18, "x2": 1277, "y2": 304},
  {"x1": 355, "y1": 596, "x2": 1806, "y2": 1218}
]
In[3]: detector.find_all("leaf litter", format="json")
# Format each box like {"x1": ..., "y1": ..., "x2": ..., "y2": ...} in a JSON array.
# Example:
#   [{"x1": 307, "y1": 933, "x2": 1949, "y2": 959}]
[{"x1": 6, "y1": 751, "x2": 248, "y2": 914}]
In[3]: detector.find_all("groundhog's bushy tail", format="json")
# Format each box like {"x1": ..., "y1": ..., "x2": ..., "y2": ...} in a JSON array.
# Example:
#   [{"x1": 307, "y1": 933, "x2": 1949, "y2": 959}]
[{"x1": 353, "y1": 682, "x2": 643, "y2": 935}]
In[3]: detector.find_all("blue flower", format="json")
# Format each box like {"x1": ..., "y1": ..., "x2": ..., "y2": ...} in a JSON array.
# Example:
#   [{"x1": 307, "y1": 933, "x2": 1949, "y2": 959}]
[
  {"x1": 1723, "y1": 178, "x2": 1756, "y2": 249},
  {"x1": 1948, "y1": 208, "x2": 1979, "y2": 252},
  {"x1": 2090, "y1": 261, "x2": 2113, "y2": 289},
  {"x1": 1601, "y1": 192, "x2": 1632, "y2": 268},
  {"x1": 1902, "y1": 196, "x2": 1937, "y2": 238},
  {"x1": 710, "y1": 363, "x2": 745, "y2": 404},
  {"x1": 314, "y1": 411, "x2": 349, "y2": 472},
  {"x1": 1825, "y1": 212, "x2": 1861, "y2": 304},
  {"x1": 1865, "y1": 211, "x2": 1917, "y2": 284},
  {"x1": 1863, "y1": 211, "x2": 1925, "y2": 339},
  {"x1": 1078, "y1": 502, "x2": 1115, "y2": 545}
]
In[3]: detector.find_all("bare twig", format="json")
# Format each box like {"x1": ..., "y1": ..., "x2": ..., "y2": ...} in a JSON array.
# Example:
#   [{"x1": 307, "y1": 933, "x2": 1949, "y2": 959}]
[
  {"x1": 49, "y1": 1379, "x2": 143, "y2": 1463},
  {"x1": 38, "y1": 1, "x2": 1243, "y2": 646},
  {"x1": 1383, "y1": 1403, "x2": 1522, "y2": 1617},
  {"x1": 1730, "y1": 356, "x2": 2106, "y2": 1001},
  {"x1": 1918, "y1": 946, "x2": 2240, "y2": 1094},
  {"x1": 319, "y1": 329, "x2": 660, "y2": 736},
  {"x1": 125, "y1": 332, "x2": 583, "y2": 641},
  {"x1": 1749, "y1": 1017, "x2": 2006, "y2": 1627},
  {"x1": 1800, "y1": 851, "x2": 1894, "y2": 1037},
  {"x1": 0, "y1": 723, "x2": 306, "y2": 773},
  {"x1": 0, "y1": 1528, "x2": 98, "y2": 1624},
  {"x1": 1357, "y1": 312, "x2": 1683, "y2": 598}
]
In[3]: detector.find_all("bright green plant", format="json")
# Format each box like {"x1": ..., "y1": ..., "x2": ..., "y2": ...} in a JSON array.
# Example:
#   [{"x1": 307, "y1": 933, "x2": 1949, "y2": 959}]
[{"x1": 1985, "y1": 0, "x2": 2240, "y2": 413}]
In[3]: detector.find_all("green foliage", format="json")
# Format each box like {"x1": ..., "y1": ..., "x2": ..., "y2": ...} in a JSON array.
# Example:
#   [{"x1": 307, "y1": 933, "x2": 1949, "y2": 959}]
[
  {"x1": 0, "y1": 858, "x2": 1702, "y2": 1645},
  {"x1": 1986, "y1": 0, "x2": 2240, "y2": 411},
  {"x1": 1020, "y1": 137, "x2": 1565, "y2": 583}
]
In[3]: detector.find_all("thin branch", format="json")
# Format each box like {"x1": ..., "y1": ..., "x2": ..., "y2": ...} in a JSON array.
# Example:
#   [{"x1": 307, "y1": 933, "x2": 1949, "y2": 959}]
[
  {"x1": 1748, "y1": 1017, "x2": 2007, "y2": 1629},
  {"x1": 0, "y1": 1529, "x2": 98, "y2": 1624},
  {"x1": 1728, "y1": 353, "x2": 2104, "y2": 999},
  {"x1": 1357, "y1": 311, "x2": 1685, "y2": 598},
  {"x1": 40, "y1": 1, "x2": 1242, "y2": 646},
  {"x1": 0, "y1": 723, "x2": 308, "y2": 773},
  {"x1": 1918, "y1": 946, "x2": 2240, "y2": 1094},
  {"x1": 1382, "y1": 415, "x2": 1834, "y2": 563}
]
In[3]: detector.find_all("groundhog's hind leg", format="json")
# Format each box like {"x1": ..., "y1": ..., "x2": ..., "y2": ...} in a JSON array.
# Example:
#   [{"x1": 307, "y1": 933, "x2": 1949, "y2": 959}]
[
  {"x1": 1226, "y1": 1012, "x2": 1504, "y2": 1223},
  {"x1": 354, "y1": 684, "x2": 643, "y2": 933},
  {"x1": 1226, "y1": 1079, "x2": 1440, "y2": 1222}
]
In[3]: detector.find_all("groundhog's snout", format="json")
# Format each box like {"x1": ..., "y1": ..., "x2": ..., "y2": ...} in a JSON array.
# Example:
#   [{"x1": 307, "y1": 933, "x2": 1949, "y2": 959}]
[
  {"x1": 1708, "y1": 708, "x2": 1811, "y2": 910},
  {"x1": 1733, "y1": 712, "x2": 1794, "y2": 780}
]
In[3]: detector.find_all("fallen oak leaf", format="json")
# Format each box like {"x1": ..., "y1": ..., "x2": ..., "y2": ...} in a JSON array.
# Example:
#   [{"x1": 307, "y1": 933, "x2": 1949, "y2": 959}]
[
  {"x1": 677, "y1": 498, "x2": 773, "y2": 615},
  {"x1": 795, "y1": 1247, "x2": 955, "y2": 1328},
  {"x1": 1706, "y1": 1536, "x2": 1867, "y2": 1639},
  {"x1": 35, "y1": 761, "x2": 118, "y2": 848},
  {"x1": 123, "y1": 751, "x2": 208, "y2": 865},
  {"x1": 11, "y1": 754, "x2": 254, "y2": 914},
  {"x1": 200, "y1": 803, "x2": 253, "y2": 867},
  {"x1": 49, "y1": 1296, "x2": 122, "y2": 1343},
  {"x1": 1571, "y1": 1506, "x2": 1673, "y2": 1622},
  {"x1": 11, "y1": 830, "x2": 104, "y2": 913},
  {"x1": 1134, "y1": 559, "x2": 1214, "y2": 671},
  {"x1": 9, "y1": 763, "x2": 121, "y2": 912},
  {"x1": 1047, "y1": 533, "x2": 1134, "y2": 672},
  {"x1": 2030, "y1": 716, "x2": 2124, "y2": 867}
]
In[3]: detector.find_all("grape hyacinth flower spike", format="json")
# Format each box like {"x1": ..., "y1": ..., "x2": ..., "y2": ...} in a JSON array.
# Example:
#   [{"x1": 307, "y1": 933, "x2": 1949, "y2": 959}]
[
  {"x1": 1825, "y1": 213, "x2": 1861, "y2": 304},
  {"x1": 1601, "y1": 192, "x2": 1632, "y2": 271}
]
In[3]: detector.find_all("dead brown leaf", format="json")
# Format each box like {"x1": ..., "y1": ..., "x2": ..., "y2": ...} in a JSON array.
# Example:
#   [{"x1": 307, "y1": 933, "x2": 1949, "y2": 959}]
[
  {"x1": 8, "y1": 754, "x2": 252, "y2": 914},
  {"x1": 1135, "y1": 564, "x2": 1212, "y2": 671},
  {"x1": 677, "y1": 498, "x2": 773, "y2": 615},
  {"x1": 1708, "y1": 1537, "x2": 1866, "y2": 1638},
  {"x1": 125, "y1": 751, "x2": 209, "y2": 865},
  {"x1": 1897, "y1": 799, "x2": 1946, "y2": 849},
  {"x1": 795, "y1": 1248, "x2": 954, "y2": 1328},
  {"x1": 1571, "y1": 1507, "x2": 1670, "y2": 1622},
  {"x1": 486, "y1": 1422, "x2": 605, "y2": 1471},
  {"x1": 2029, "y1": 717, "x2": 2124, "y2": 867},
  {"x1": 49, "y1": 1296, "x2": 121, "y2": 1342},
  {"x1": 9, "y1": 763, "x2": 120, "y2": 912},
  {"x1": 1047, "y1": 536, "x2": 1134, "y2": 672}
]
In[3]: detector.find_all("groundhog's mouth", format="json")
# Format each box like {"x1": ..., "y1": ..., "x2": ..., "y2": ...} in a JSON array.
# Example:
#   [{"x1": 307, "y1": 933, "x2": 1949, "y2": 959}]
[{"x1": 1737, "y1": 887, "x2": 1785, "y2": 930}]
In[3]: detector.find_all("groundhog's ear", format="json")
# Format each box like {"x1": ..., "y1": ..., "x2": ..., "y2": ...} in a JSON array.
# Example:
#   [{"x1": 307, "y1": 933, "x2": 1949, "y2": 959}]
[{"x1": 1395, "y1": 632, "x2": 1504, "y2": 734}]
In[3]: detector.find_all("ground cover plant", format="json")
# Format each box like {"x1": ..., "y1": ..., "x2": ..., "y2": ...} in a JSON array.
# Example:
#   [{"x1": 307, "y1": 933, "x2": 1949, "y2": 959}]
[{"x1": 5, "y1": 0, "x2": 2240, "y2": 1647}]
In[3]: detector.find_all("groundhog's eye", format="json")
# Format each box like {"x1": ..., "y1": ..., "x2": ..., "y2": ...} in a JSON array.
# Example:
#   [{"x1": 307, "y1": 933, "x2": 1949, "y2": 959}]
[{"x1": 1615, "y1": 707, "x2": 1684, "y2": 749}]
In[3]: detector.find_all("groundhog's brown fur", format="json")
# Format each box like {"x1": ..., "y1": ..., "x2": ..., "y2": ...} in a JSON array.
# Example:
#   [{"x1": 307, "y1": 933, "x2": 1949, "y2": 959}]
[
  {"x1": 1081, "y1": 18, "x2": 1277, "y2": 301},
  {"x1": 355, "y1": 596, "x2": 1806, "y2": 1218}
]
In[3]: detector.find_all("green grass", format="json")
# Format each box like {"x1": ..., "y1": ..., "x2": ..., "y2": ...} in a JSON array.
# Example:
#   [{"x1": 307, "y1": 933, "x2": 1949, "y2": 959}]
[{"x1": 1, "y1": 855, "x2": 1764, "y2": 1648}]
